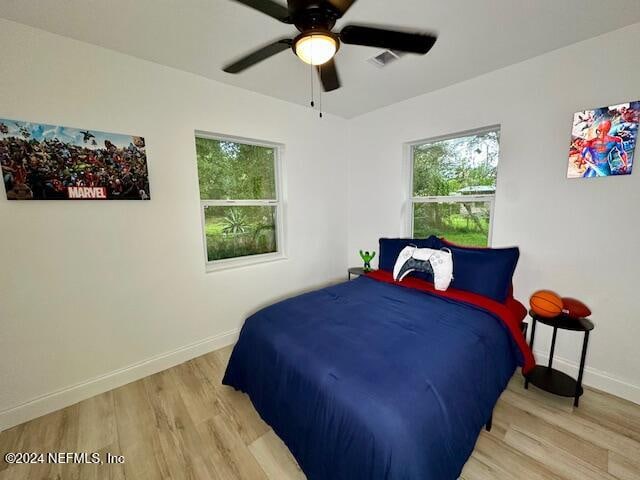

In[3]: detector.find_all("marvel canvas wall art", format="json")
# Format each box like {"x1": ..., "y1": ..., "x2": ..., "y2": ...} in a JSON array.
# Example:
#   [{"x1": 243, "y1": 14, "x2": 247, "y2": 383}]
[
  {"x1": 567, "y1": 101, "x2": 639, "y2": 178},
  {"x1": 0, "y1": 118, "x2": 150, "y2": 200}
]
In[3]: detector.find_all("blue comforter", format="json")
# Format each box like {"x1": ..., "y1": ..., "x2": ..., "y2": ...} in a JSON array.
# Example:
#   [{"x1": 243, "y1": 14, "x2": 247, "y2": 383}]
[{"x1": 223, "y1": 276, "x2": 519, "y2": 480}]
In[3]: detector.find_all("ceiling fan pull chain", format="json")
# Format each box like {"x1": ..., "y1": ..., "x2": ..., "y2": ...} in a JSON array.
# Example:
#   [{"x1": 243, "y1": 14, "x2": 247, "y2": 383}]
[
  {"x1": 318, "y1": 65, "x2": 323, "y2": 118},
  {"x1": 309, "y1": 39, "x2": 315, "y2": 108},
  {"x1": 310, "y1": 66, "x2": 315, "y2": 108}
]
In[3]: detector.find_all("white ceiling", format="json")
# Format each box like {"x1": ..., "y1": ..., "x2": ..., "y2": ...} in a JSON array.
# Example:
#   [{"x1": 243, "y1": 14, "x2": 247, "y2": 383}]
[{"x1": 1, "y1": 0, "x2": 639, "y2": 118}]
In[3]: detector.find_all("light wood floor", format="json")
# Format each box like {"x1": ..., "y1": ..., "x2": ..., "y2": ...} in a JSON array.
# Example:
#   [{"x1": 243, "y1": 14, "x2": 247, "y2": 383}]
[{"x1": 1, "y1": 345, "x2": 639, "y2": 480}]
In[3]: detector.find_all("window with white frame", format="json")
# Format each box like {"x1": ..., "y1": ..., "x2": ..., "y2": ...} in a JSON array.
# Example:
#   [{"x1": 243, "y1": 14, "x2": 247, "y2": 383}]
[
  {"x1": 195, "y1": 133, "x2": 284, "y2": 269},
  {"x1": 408, "y1": 127, "x2": 500, "y2": 247}
]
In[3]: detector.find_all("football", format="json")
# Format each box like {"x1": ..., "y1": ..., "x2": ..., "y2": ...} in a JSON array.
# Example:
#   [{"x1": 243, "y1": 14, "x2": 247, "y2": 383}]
[{"x1": 562, "y1": 297, "x2": 592, "y2": 319}]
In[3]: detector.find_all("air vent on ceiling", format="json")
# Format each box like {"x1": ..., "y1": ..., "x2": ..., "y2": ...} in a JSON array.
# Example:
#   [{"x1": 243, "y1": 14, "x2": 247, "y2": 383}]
[{"x1": 368, "y1": 50, "x2": 405, "y2": 68}]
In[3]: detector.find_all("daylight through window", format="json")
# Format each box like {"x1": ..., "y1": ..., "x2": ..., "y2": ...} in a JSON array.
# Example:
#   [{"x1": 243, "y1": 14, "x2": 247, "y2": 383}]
[
  {"x1": 410, "y1": 128, "x2": 500, "y2": 246},
  {"x1": 195, "y1": 134, "x2": 284, "y2": 268}
]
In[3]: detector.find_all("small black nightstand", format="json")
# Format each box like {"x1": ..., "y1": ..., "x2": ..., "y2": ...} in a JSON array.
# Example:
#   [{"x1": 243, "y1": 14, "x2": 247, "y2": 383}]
[
  {"x1": 524, "y1": 310, "x2": 594, "y2": 407},
  {"x1": 348, "y1": 267, "x2": 366, "y2": 280}
]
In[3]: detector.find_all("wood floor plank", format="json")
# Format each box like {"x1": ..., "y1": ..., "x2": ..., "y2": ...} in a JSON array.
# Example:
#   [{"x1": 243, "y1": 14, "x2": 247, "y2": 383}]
[
  {"x1": 2, "y1": 344, "x2": 640, "y2": 480},
  {"x1": 472, "y1": 431, "x2": 562, "y2": 480},
  {"x1": 171, "y1": 358, "x2": 223, "y2": 426},
  {"x1": 197, "y1": 415, "x2": 269, "y2": 480},
  {"x1": 75, "y1": 441, "x2": 126, "y2": 480},
  {"x1": 492, "y1": 400, "x2": 609, "y2": 470},
  {"x1": 576, "y1": 387, "x2": 640, "y2": 443},
  {"x1": 608, "y1": 451, "x2": 640, "y2": 480},
  {"x1": 501, "y1": 388, "x2": 640, "y2": 461},
  {"x1": 120, "y1": 438, "x2": 171, "y2": 480},
  {"x1": 460, "y1": 455, "x2": 514, "y2": 480},
  {"x1": 213, "y1": 346, "x2": 234, "y2": 367},
  {"x1": 506, "y1": 374, "x2": 575, "y2": 413},
  {"x1": 143, "y1": 370, "x2": 219, "y2": 480},
  {"x1": 482, "y1": 417, "x2": 508, "y2": 441},
  {"x1": 215, "y1": 386, "x2": 270, "y2": 445},
  {"x1": 503, "y1": 425, "x2": 619, "y2": 480},
  {"x1": 248, "y1": 430, "x2": 305, "y2": 480},
  {"x1": 30, "y1": 404, "x2": 82, "y2": 480},
  {"x1": 0, "y1": 424, "x2": 23, "y2": 473},
  {"x1": 0, "y1": 463, "x2": 31, "y2": 480},
  {"x1": 200, "y1": 348, "x2": 230, "y2": 386},
  {"x1": 77, "y1": 390, "x2": 117, "y2": 452},
  {"x1": 112, "y1": 380, "x2": 171, "y2": 479}
]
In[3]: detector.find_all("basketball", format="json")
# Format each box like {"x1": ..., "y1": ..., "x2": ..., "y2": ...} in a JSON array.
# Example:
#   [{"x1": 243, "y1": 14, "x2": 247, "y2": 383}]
[{"x1": 530, "y1": 290, "x2": 563, "y2": 318}]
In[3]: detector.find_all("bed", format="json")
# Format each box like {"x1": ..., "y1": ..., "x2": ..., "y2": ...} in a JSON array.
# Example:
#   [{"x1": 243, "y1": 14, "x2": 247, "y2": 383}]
[{"x1": 223, "y1": 269, "x2": 533, "y2": 480}]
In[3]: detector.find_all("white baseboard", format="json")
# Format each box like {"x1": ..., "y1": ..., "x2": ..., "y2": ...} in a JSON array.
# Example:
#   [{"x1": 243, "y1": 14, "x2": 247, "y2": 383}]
[
  {"x1": 0, "y1": 328, "x2": 239, "y2": 432},
  {"x1": 533, "y1": 349, "x2": 640, "y2": 405}
]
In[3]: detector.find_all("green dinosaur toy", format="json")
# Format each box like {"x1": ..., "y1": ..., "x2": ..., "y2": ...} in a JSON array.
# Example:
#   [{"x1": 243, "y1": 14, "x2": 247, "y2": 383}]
[{"x1": 359, "y1": 250, "x2": 376, "y2": 272}]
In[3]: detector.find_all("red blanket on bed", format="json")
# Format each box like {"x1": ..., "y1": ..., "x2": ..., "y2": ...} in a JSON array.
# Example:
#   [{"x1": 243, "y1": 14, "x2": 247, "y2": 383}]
[{"x1": 366, "y1": 269, "x2": 535, "y2": 374}]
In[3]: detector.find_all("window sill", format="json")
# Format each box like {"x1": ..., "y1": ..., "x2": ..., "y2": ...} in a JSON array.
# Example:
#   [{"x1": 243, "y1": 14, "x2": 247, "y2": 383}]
[{"x1": 205, "y1": 252, "x2": 287, "y2": 273}]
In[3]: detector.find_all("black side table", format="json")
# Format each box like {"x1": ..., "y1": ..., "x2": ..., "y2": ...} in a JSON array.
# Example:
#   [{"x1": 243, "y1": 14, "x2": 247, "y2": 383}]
[
  {"x1": 348, "y1": 267, "x2": 366, "y2": 280},
  {"x1": 524, "y1": 310, "x2": 594, "y2": 407}
]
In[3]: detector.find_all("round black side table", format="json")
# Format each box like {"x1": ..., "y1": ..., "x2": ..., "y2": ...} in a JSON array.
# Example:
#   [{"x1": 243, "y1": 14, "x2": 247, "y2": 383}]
[
  {"x1": 348, "y1": 267, "x2": 366, "y2": 280},
  {"x1": 524, "y1": 310, "x2": 594, "y2": 407}
]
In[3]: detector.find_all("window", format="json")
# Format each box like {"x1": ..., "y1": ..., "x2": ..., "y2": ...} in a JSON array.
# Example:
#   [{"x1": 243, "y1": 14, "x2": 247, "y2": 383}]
[
  {"x1": 408, "y1": 127, "x2": 500, "y2": 247},
  {"x1": 195, "y1": 133, "x2": 284, "y2": 270}
]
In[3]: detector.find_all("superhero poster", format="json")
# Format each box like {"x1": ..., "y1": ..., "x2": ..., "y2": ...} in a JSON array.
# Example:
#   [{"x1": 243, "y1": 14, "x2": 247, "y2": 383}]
[
  {"x1": 0, "y1": 118, "x2": 150, "y2": 200},
  {"x1": 567, "y1": 101, "x2": 639, "y2": 178}
]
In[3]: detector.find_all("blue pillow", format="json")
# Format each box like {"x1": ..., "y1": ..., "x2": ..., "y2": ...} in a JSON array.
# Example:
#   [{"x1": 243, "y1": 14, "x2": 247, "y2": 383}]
[
  {"x1": 378, "y1": 236, "x2": 440, "y2": 281},
  {"x1": 433, "y1": 238, "x2": 519, "y2": 303}
]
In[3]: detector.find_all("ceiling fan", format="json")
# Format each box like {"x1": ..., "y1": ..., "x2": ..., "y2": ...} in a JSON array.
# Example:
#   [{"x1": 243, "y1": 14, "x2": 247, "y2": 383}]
[{"x1": 222, "y1": 0, "x2": 437, "y2": 92}]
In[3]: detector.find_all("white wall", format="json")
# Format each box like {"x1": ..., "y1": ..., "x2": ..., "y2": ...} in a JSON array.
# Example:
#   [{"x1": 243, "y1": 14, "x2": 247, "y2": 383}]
[
  {"x1": 0, "y1": 19, "x2": 349, "y2": 430},
  {"x1": 347, "y1": 23, "x2": 640, "y2": 403}
]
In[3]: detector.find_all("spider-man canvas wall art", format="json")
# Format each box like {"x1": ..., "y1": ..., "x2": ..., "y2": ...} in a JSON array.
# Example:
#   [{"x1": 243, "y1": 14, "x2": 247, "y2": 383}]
[{"x1": 567, "y1": 101, "x2": 639, "y2": 178}]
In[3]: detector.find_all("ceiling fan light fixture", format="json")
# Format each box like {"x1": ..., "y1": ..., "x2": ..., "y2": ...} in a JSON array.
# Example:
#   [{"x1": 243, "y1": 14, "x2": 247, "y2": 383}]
[{"x1": 294, "y1": 33, "x2": 338, "y2": 66}]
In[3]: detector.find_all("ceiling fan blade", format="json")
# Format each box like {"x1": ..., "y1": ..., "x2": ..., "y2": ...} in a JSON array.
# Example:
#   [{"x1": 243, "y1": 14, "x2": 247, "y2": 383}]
[
  {"x1": 326, "y1": 0, "x2": 357, "y2": 17},
  {"x1": 223, "y1": 39, "x2": 292, "y2": 73},
  {"x1": 317, "y1": 58, "x2": 340, "y2": 92},
  {"x1": 340, "y1": 25, "x2": 437, "y2": 54},
  {"x1": 230, "y1": 0, "x2": 291, "y2": 23}
]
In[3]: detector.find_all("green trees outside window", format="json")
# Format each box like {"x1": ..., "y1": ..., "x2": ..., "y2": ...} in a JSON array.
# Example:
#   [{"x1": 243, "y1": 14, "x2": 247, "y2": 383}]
[
  {"x1": 196, "y1": 136, "x2": 280, "y2": 263},
  {"x1": 411, "y1": 129, "x2": 499, "y2": 246}
]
